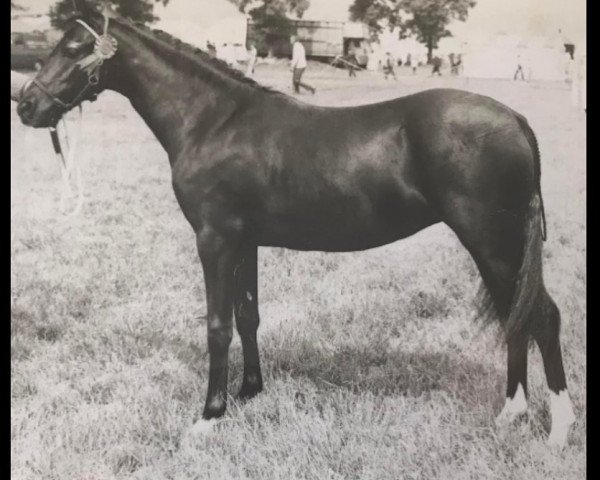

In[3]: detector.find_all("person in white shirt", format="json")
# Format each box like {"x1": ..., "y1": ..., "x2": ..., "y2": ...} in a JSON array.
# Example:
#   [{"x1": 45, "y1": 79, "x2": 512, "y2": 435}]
[
  {"x1": 246, "y1": 43, "x2": 258, "y2": 76},
  {"x1": 290, "y1": 35, "x2": 315, "y2": 94}
]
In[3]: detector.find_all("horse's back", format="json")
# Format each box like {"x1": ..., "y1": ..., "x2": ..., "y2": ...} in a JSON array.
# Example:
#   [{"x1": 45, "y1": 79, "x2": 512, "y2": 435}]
[{"x1": 175, "y1": 88, "x2": 535, "y2": 252}]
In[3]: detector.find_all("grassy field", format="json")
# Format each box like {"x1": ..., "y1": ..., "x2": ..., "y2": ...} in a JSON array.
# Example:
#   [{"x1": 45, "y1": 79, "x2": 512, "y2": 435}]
[{"x1": 11, "y1": 65, "x2": 586, "y2": 479}]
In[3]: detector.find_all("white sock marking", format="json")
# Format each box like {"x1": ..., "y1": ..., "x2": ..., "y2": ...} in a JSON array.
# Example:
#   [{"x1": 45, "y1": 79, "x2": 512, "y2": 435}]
[
  {"x1": 547, "y1": 389, "x2": 575, "y2": 448},
  {"x1": 495, "y1": 383, "x2": 528, "y2": 427}
]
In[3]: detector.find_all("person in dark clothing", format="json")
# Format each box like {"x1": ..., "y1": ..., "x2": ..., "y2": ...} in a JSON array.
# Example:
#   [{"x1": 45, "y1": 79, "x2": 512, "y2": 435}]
[
  {"x1": 206, "y1": 41, "x2": 217, "y2": 58},
  {"x1": 383, "y1": 52, "x2": 397, "y2": 80},
  {"x1": 450, "y1": 53, "x2": 462, "y2": 75},
  {"x1": 347, "y1": 52, "x2": 359, "y2": 77},
  {"x1": 431, "y1": 56, "x2": 442, "y2": 76},
  {"x1": 514, "y1": 55, "x2": 525, "y2": 81}
]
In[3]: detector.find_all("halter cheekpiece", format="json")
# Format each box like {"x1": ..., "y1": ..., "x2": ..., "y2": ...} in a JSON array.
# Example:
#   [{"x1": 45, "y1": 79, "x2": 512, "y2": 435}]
[{"x1": 31, "y1": 14, "x2": 118, "y2": 112}]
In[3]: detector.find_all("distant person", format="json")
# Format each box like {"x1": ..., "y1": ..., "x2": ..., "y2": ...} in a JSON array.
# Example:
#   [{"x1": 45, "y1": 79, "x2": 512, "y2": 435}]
[
  {"x1": 290, "y1": 35, "x2": 316, "y2": 95},
  {"x1": 514, "y1": 54, "x2": 525, "y2": 81},
  {"x1": 383, "y1": 52, "x2": 397, "y2": 80},
  {"x1": 347, "y1": 48, "x2": 359, "y2": 78},
  {"x1": 206, "y1": 41, "x2": 217, "y2": 58},
  {"x1": 406, "y1": 53, "x2": 417, "y2": 74},
  {"x1": 450, "y1": 53, "x2": 462, "y2": 76},
  {"x1": 431, "y1": 56, "x2": 442, "y2": 76},
  {"x1": 246, "y1": 42, "x2": 258, "y2": 76}
]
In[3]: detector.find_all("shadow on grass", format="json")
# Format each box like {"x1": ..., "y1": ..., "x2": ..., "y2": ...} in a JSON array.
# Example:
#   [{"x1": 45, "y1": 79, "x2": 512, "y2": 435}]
[
  {"x1": 70, "y1": 318, "x2": 504, "y2": 410},
  {"x1": 256, "y1": 342, "x2": 503, "y2": 408}
]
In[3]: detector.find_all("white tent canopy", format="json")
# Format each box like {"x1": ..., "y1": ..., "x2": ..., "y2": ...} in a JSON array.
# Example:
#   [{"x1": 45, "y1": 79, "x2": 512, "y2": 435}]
[
  {"x1": 154, "y1": 0, "x2": 248, "y2": 52},
  {"x1": 461, "y1": 33, "x2": 570, "y2": 80},
  {"x1": 155, "y1": 16, "x2": 247, "y2": 49},
  {"x1": 365, "y1": 29, "x2": 428, "y2": 70}
]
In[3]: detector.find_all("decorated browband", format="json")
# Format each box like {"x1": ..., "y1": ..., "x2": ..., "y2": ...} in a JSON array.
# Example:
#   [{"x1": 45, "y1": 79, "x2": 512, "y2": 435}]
[{"x1": 74, "y1": 14, "x2": 118, "y2": 76}]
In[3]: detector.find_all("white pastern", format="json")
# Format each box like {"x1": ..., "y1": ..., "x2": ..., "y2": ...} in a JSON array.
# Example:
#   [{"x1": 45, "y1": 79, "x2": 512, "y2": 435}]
[
  {"x1": 547, "y1": 389, "x2": 575, "y2": 448},
  {"x1": 495, "y1": 383, "x2": 528, "y2": 427}
]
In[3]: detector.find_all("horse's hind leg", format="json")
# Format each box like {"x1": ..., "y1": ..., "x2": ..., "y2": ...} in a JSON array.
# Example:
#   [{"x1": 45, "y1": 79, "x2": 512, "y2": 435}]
[
  {"x1": 233, "y1": 245, "x2": 263, "y2": 400},
  {"x1": 442, "y1": 198, "x2": 532, "y2": 419},
  {"x1": 446, "y1": 196, "x2": 574, "y2": 446},
  {"x1": 469, "y1": 242, "x2": 531, "y2": 427},
  {"x1": 495, "y1": 331, "x2": 529, "y2": 426},
  {"x1": 531, "y1": 287, "x2": 575, "y2": 446}
]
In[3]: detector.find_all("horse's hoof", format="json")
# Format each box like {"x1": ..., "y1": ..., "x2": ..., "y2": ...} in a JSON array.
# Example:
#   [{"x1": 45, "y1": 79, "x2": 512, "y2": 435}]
[
  {"x1": 547, "y1": 425, "x2": 570, "y2": 449},
  {"x1": 547, "y1": 390, "x2": 575, "y2": 448},
  {"x1": 187, "y1": 418, "x2": 217, "y2": 436},
  {"x1": 495, "y1": 385, "x2": 528, "y2": 427},
  {"x1": 237, "y1": 376, "x2": 263, "y2": 401},
  {"x1": 237, "y1": 385, "x2": 262, "y2": 401}
]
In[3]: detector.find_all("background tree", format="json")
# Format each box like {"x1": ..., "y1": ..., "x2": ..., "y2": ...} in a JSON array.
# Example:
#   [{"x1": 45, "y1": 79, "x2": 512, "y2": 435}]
[
  {"x1": 11, "y1": 2, "x2": 25, "y2": 10},
  {"x1": 349, "y1": 0, "x2": 476, "y2": 62},
  {"x1": 50, "y1": 0, "x2": 170, "y2": 30},
  {"x1": 228, "y1": 0, "x2": 310, "y2": 56}
]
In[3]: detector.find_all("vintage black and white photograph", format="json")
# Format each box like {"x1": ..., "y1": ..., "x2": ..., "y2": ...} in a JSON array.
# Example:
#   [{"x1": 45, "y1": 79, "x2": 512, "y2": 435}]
[{"x1": 11, "y1": 0, "x2": 586, "y2": 478}]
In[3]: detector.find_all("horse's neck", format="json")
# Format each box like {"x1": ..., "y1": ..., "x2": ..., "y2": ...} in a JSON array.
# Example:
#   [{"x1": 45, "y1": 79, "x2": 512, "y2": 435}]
[{"x1": 105, "y1": 23, "x2": 249, "y2": 158}]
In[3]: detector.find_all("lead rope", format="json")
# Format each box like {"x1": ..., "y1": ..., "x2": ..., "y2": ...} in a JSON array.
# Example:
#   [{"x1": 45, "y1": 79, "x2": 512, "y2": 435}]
[{"x1": 50, "y1": 105, "x2": 84, "y2": 217}]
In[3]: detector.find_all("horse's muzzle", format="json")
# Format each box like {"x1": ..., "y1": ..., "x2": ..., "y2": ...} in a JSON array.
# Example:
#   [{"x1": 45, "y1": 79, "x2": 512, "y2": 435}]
[
  {"x1": 17, "y1": 98, "x2": 35, "y2": 125},
  {"x1": 17, "y1": 95, "x2": 60, "y2": 128}
]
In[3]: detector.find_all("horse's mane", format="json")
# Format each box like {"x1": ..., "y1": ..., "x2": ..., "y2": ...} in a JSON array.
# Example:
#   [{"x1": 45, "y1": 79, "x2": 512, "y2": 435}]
[{"x1": 109, "y1": 16, "x2": 282, "y2": 96}]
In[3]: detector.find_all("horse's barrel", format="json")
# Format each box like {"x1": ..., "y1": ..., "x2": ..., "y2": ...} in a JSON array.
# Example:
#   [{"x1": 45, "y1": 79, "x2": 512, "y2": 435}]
[{"x1": 11, "y1": 71, "x2": 32, "y2": 102}]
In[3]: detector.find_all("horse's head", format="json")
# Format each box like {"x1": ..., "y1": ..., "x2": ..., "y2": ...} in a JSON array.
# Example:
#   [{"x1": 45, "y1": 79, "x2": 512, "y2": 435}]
[{"x1": 17, "y1": 3, "x2": 118, "y2": 128}]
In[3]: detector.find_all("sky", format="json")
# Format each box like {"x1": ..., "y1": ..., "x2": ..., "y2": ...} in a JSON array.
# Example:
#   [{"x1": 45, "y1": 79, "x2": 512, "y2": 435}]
[{"x1": 14, "y1": 0, "x2": 586, "y2": 45}]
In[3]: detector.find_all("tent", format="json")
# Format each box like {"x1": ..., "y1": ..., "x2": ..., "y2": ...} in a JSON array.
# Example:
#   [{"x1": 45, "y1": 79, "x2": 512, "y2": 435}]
[
  {"x1": 461, "y1": 33, "x2": 569, "y2": 81},
  {"x1": 155, "y1": 16, "x2": 247, "y2": 50},
  {"x1": 463, "y1": 34, "x2": 568, "y2": 81},
  {"x1": 366, "y1": 30, "x2": 428, "y2": 70},
  {"x1": 154, "y1": 0, "x2": 248, "y2": 53}
]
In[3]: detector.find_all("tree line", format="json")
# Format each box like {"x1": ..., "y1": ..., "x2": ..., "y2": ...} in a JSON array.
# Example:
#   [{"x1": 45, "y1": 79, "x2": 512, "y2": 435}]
[{"x1": 46, "y1": 0, "x2": 476, "y2": 62}]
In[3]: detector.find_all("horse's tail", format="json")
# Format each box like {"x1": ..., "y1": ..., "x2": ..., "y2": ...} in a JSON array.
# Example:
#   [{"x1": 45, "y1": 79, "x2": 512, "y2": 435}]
[
  {"x1": 476, "y1": 113, "x2": 546, "y2": 341},
  {"x1": 514, "y1": 113, "x2": 547, "y2": 241},
  {"x1": 503, "y1": 193, "x2": 544, "y2": 341}
]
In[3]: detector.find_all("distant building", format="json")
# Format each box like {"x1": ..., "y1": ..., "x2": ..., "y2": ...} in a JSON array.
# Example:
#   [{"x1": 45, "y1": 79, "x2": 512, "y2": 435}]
[{"x1": 246, "y1": 19, "x2": 370, "y2": 64}]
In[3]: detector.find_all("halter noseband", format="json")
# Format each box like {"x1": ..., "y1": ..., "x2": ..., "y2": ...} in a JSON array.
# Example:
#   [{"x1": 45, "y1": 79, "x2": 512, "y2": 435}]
[{"x1": 29, "y1": 16, "x2": 118, "y2": 112}]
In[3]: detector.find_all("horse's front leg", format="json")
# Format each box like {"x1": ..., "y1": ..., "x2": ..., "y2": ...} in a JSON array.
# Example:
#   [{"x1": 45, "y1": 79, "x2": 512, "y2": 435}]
[
  {"x1": 234, "y1": 245, "x2": 263, "y2": 400},
  {"x1": 192, "y1": 228, "x2": 238, "y2": 432}
]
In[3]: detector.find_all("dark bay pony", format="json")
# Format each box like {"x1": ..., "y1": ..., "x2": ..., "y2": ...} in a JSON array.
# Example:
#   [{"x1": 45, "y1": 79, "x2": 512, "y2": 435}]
[{"x1": 16, "y1": 5, "x2": 575, "y2": 447}]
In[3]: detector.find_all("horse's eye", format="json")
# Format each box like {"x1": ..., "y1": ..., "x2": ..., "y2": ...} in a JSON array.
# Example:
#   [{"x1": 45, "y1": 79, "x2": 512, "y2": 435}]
[{"x1": 64, "y1": 42, "x2": 84, "y2": 58}]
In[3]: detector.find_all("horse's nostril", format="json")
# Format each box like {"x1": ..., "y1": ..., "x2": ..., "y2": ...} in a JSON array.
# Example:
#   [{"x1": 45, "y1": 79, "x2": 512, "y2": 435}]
[
  {"x1": 20, "y1": 100, "x2": 32, "y2": 111},
  {"x1": 17, "y1": 99, "x2": 34, "y2": 118}
]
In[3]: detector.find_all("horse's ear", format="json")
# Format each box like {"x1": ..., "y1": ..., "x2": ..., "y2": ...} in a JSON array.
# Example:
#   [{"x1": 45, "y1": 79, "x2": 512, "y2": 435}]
[
  {"x1": 70, "y1": 0, "x2": 93, "y2": 17},
  {"x1": 100, "y1": 1, "x2": 118, "y2": 18}
]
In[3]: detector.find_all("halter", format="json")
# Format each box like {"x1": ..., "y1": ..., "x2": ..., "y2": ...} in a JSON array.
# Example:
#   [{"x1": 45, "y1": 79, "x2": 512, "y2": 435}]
[{"x1": 29, "y1": 15, "x2": 118, "y2": 112}]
